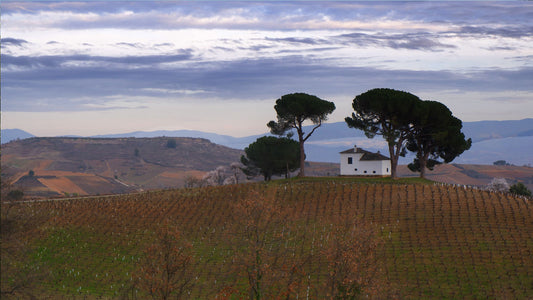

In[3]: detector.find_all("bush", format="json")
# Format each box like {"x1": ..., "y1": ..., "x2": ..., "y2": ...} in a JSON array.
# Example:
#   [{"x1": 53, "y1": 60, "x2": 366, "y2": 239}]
[
  {"x1": 487, "y1": 178, "x2": 510, "y2": 193},
  {"x1": 166, "y1": 139, "x2": 177, "y2": 149},
  {"x1": 7, "y1": 190, "x2": 24, "y2": 200},
  {"x1": 493, "y1": 160, "x2": 509, "y2": 166},
  {"x1": 509, "y1": 182, "x2": 532, "y2": 197}
]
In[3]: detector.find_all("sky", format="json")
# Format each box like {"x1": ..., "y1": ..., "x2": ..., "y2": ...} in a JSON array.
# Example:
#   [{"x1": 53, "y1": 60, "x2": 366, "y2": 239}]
[{"x1": 1, "y1": 1, "x2": 532, "y2": 137}]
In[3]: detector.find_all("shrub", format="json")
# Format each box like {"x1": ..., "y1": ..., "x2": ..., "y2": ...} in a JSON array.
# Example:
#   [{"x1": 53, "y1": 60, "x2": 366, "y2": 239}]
[
  {"x1": 487, "y1": 178, "x2": 509, "y2": 192},
  {"x1": 7, "y1": 190, "x2": 24, "y2": 200},
  {"x1": 166, "y1": 139, "x2": 177, "y2": 149},
  {"x1": 509, "y1": 182, "x2": 532, "y2": 197}
]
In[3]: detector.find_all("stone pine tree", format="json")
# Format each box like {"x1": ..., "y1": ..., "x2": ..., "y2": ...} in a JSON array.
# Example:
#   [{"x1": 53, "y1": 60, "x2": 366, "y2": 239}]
[
  {"x1": 241, "y1": 136, "x2": 300, "y2": 181},
  {"x1": 267, "y1": 93, "x2": 335, "y2": 177},
  {"x1": 345, "y1": 88, "x2": 422, "y2": 179},
  {"x1": 407, "y1": 100, "x2": 472, "y2": 178}
]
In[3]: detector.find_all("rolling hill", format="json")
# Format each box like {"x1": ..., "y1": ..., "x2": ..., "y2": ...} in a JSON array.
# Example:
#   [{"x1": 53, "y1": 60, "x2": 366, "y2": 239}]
[{"x1": 1, "y1": 137, "x2": 243, "y2": 198}]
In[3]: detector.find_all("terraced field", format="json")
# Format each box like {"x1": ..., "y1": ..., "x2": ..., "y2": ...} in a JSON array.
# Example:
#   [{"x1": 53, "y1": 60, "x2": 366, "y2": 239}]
[{"x1": 1, "y1": 178, "x2": 532, "y2": 299}]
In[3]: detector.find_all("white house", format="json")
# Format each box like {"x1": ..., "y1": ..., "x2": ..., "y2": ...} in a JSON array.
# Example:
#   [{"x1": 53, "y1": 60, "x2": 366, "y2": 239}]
[{"x1": 340, "y1": 145, "x2": 391, "y2": 176}]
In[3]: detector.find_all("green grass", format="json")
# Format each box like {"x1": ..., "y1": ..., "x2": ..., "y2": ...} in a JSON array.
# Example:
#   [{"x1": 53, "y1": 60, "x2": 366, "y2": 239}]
[{"x1": 32, "y1": 227, "x2": 144, "y2": 297}]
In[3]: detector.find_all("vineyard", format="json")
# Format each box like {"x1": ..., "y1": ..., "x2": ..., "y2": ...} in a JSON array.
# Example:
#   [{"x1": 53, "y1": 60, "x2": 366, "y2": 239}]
[{"x1": 2, "y1": 178, "x2": 532, "y2": 299}]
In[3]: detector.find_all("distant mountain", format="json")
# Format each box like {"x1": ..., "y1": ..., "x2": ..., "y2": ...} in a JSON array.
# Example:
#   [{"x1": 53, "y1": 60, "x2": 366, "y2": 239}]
[
  {"x1": 3, "y1": 118, "x2": 532, "y2": 165},
  {"x1": 453, "y1": 136, "x2": 533, "y2": 166},
  {"x1": 461, "y1": 118, "x2": 533, "y2": 142},
  {"x1": 296, "y1": 119, "x2": 533, "y2": 165},
  {"x1": 1, "y1": 129, "x2": 35, "y2": 144}
]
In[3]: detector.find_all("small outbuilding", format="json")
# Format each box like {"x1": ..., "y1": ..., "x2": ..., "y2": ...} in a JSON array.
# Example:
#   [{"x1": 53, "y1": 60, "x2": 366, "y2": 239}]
[{"x1": 339, "y1": 145, "x2": 391, "y2": 176}]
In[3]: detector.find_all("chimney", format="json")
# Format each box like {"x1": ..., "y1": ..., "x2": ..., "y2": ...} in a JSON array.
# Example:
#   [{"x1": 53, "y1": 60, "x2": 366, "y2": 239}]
[{"x1": 354, "y1": 144, "x2": 358, "y2": 152}]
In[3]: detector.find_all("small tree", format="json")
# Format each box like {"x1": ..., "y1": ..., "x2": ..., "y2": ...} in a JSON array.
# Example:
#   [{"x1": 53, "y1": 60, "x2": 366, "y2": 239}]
[
  {"x1": 509, "y1": 182, "x2": 532, "y2": 197},
  {"x1": 135, "y1": 221, "x2": 195, "y2": 299},
  {"x1": 487, "y1": 178, "x2": 510, "y2": 193},
  {"x1": 227, "y1": 191, "x2": 309, "y2": 299},
  {"x1": 267, "y1": 93, "x2": 335, "y2": 177},
  {"x1": 184, "y1": 175, "x2": 204, "y2": 188},
  {"x1": 321, "y1": 218, "x2": 384, "y2": 299},
  {"x1": 166, "y1": 139, "x2": 177, "y2": 149},
  {"x1": 241, "y1": 136, "x2": 300, "y2": 181},
  {"x1": 228, "y1": 162, "x2": 244, "y2": 184},
  {"x1": 203, "y1": 166, "x2": 228, "y2": 186},
  {"x1": 7, "y1": 190, "x2": 24, "y2": 201},
  {"x1": 493, "y1": 160, "x2": 508, "y2": 166}
]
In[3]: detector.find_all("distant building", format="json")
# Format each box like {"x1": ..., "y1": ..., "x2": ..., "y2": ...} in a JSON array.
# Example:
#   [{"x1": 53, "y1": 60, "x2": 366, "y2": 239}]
[{"x1": 339, "y1": 145, "x2": 391, "y2": 176}]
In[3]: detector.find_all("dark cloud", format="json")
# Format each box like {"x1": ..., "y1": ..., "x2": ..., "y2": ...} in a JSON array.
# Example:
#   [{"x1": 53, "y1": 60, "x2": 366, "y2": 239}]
[
  {"x1": 239, "y1": 45, "x2": 274, "y2": 52},
  {"x1": 265, "y1": 37, "x2": 325, "y2": 45},
  {"x1": 338, "y1": 32, "x2": 456, "y2": 51},
  {"x1": 154, "y1": 43, "x2": 174, "y2": 47},
  {"x1": 509, "y1": 55, "x2": 533, "y2": 63},
  {"x1": 277, "y1": 47, "x2": 343, "y2": 54},
  {"x1": 1, "y1": 37, "x2": 29, "y2": 48},
  {"x1": 116, "y1": 42, "x2": 142, "y2": 48},
  {"x1": 2, "y1": 51, "x2": 194, "y2": 69},
  {"x1": 3, "y1": 50, "x2": 531, "y2": 112},
  {"x1": 457, "y1": 25, "x2": 533, "y2": 39},
  {"x1": 487, "y1": 46, "x2": 515, "y2": 51}
]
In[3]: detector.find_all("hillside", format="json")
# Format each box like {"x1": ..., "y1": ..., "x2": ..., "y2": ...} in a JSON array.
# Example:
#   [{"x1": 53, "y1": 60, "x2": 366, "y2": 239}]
[
  {"x1": 2, "y1": 179, "x2": 531, "y2": 298},
  {"x1": 1, "y1": 137, "x2": 243, "y2": 197}
]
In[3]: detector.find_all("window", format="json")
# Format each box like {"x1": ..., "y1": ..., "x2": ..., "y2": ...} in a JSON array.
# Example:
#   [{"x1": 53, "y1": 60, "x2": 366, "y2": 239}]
[
  {"x1": 354, "y1": 168, "x2": 358, "y2": 171},
  {"x1": 364, "y1": 170, "x2": 367, "y2": 174},
  {"x1": 387, "y1": 168, "x2": 389, "y2": 172},
  {"x1": 373, "y1": 170, "x2": 376, "y2": 174},
  {"x1": 347, "y1": 157, "x2": 353, "y2": 164}
]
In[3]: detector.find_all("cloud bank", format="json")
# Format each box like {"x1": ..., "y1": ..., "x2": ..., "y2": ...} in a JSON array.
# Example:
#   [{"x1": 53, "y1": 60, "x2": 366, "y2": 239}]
[{"x1": 1, "y1": 1, "x2": 532, "y2": 136}]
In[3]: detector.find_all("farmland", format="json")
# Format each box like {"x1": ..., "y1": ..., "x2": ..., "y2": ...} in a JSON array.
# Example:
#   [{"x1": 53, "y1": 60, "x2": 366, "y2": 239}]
[{"x1": 2, "y1": 178, "x2": 532, "y2": 299}]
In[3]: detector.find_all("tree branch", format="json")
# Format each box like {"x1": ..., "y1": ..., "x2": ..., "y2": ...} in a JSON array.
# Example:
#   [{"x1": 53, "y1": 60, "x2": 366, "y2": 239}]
[{"x1": 303, "y1": 120, "x2": 322, "y2": 142}]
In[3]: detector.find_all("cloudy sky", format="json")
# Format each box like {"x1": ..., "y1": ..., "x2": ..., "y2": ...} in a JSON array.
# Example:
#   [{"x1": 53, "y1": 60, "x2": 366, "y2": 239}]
[{"x1": 2, "y1": 1, "x2": 532, "y2": 137}]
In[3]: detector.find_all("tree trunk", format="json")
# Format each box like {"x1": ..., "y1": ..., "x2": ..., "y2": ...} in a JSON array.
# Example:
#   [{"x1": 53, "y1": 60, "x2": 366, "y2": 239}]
[
  {"x1": 388, "y1": 143, "x2": 398, "y2": 179},
  {"x1": 419, "y1": 151, "x2": 430, "y2": 179},
  {"x1": 298, "y1": 132, "x2": 306, "y2": 177},
  {"x1": 419, "y1": 158, "x2": 426, "y2": 179}
]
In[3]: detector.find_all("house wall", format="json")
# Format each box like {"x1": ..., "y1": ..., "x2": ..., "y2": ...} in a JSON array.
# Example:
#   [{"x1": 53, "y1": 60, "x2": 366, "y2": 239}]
[{"x1": 340, "y1": 153, "x2": 391, "y2": 176}]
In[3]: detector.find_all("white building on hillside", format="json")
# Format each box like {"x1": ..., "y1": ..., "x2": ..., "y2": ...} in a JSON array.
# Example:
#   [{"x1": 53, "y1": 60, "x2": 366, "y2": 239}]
[{"x1": 340, "y1": 145, "x2": 391, "y2": 176}]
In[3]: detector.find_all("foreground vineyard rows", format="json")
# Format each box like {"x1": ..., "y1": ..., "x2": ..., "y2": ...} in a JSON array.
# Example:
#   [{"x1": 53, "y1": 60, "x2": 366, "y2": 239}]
[{"x1": 2, "y1": 179, "x2": 532, "y2": 299}]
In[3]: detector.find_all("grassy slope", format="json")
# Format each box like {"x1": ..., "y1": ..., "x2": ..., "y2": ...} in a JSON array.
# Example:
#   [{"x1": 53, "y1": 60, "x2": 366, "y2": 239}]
[{"x1": 2, "y1": 177, "x2": 532, "y2": 299}]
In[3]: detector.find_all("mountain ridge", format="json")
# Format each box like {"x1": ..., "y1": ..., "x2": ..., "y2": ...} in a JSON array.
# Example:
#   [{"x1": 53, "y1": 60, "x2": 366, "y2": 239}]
[{"x1": 3, "y1": 118, "x2": 532, "y2": 165}]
